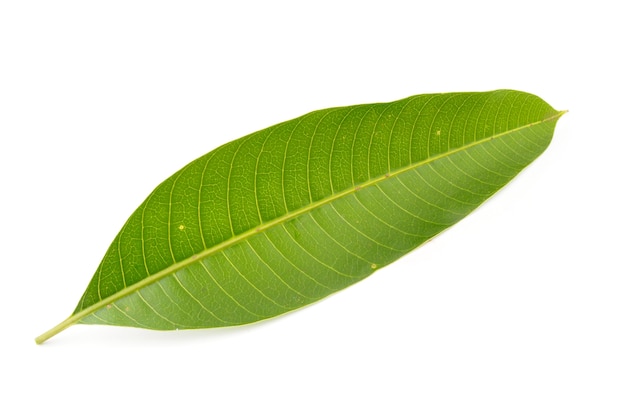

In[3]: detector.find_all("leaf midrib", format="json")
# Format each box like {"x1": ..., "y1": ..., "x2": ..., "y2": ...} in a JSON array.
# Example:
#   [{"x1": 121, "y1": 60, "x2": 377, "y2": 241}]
[{"x1": 35, "y1": 111, "x2": 564, "y2": 344}]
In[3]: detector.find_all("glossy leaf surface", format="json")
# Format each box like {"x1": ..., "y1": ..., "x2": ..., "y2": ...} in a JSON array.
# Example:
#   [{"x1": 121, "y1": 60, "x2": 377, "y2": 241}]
[{"x1": 36, "y1": 90, "x2": 564, "y2": 343}]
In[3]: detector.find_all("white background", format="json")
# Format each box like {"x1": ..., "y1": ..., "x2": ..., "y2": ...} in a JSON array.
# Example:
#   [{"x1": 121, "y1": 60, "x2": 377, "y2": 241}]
[{"x1": 1, "y1": 1, "x2": 624, "y2": 416}]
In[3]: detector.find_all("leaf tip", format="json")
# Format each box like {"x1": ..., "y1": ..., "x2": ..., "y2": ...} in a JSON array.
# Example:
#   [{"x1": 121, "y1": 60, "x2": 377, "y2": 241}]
[{"x1": 546, "y1": 109, "x2": 568, "y2": 123}]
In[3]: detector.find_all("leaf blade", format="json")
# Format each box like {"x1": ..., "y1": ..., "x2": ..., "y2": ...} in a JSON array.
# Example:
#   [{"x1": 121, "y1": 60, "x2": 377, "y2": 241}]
[{"x1": 36, "y1": 90, "x2": 564, "y2": 343}]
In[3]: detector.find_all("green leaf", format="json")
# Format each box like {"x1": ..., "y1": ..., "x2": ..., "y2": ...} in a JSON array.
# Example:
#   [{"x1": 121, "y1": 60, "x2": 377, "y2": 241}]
[{"x1": 36, "y1": 90, "x2": 565, "y2": 343}]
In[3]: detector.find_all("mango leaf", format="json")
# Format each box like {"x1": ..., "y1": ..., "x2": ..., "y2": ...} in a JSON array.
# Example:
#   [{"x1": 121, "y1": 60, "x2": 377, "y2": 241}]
[{"x1": 36, "y1": 90, "x2": 565, "y2": 343}]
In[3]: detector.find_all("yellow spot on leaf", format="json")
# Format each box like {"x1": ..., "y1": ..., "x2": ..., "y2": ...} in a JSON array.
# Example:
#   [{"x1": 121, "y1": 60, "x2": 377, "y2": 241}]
[
  {"x1": 371, "y1": 263, "x2": 377, "y2": 269},
  {"x1": 178, "y1": 224, "x2": 185, "y2": 230}
]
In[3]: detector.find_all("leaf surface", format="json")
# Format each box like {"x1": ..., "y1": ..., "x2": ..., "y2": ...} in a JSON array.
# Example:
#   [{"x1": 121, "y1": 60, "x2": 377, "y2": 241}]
[{"x1": 36, "y1": 90, "x2": 564, "y2": 343}]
